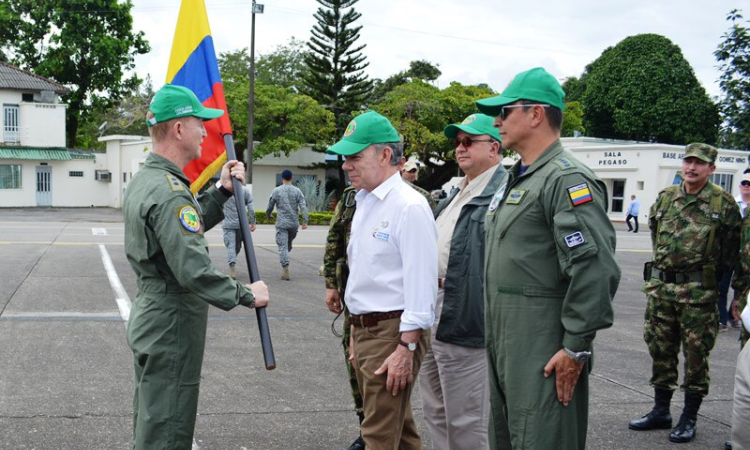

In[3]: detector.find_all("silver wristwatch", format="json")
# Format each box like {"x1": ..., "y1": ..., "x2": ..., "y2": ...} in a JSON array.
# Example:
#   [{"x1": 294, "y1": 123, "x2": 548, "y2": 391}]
[{"x1": 564, "y1": 348, "x2": 592, "y2": 364}]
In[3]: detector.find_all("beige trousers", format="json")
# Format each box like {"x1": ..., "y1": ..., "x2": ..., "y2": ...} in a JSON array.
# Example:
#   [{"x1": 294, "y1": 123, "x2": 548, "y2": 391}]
[
  {"x1": 732, "y1": 343, "x2": 750, "y2": 449},
  {"x1": 352, "y1": 317, "x2": 428, "y2": 450}
]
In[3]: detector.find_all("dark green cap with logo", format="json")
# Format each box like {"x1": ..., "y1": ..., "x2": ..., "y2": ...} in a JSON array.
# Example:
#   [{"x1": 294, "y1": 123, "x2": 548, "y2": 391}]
[
  {"x1": 327, "y1": 111, "x2": 400, "y2": 156},
  {"x1": 683, "y1": 143, "x2": 717, "y2": 164},
  {"x1": 476, "y1": 67, "x2": 566, "y2": 115},
  {"x1": 147, "y1": 84, "x2": 224, "y2": 127},
  {"x1": 443, "y1": 113, "x2": 501, "y2": 141}
]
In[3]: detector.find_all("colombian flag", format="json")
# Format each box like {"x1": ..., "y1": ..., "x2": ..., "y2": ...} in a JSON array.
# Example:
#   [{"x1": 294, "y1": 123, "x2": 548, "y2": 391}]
[{"x1": 166, "y1": 0, "x2": 232, "y2": 194}]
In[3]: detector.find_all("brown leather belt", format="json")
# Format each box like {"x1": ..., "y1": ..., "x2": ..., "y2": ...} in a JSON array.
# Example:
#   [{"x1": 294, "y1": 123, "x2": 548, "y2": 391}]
[
  {"x1": 350, "y1": 310, "x2": 403, "y2": 327},
  {"x1": 438, "y1": 278, "x2": 445, "y2": 288}
]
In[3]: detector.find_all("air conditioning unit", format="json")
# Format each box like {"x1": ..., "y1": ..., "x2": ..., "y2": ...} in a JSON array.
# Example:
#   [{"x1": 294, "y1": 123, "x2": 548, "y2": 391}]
[{"x1": 95, "y1": 170, "x2": 112, "y2": 182}]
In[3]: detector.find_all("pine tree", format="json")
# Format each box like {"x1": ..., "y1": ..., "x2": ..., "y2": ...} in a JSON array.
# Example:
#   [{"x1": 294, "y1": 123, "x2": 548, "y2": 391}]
[{"x1": 303, "y1": 0, "x2": 372, "y2": 134}]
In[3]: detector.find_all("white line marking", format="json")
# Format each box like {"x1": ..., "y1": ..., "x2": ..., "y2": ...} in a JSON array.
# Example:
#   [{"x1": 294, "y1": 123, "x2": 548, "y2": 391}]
[
  {"x1": 92, "y1": 227, "x2": 108, "y2": 235},
  {"x1": 98, "y1": 244, "x2": 131, "y2": 323}
]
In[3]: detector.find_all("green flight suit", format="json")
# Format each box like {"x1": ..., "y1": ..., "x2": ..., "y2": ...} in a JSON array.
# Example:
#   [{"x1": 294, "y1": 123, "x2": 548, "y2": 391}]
[
  {"x1": 484, "y1": 140, "x2": 619, "y2": 450},
  {"x1": 123, "y1": 153, "x2": 255, "y2": 449}
]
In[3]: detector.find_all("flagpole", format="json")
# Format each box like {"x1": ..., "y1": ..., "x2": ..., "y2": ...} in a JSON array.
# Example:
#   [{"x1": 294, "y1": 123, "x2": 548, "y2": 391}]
[
  {"x1": 245, "y1": 0, "x2": 263, "y2": 185},
  {"x1": 224, "y1": 133, "x2": 276, "y2": 370}
]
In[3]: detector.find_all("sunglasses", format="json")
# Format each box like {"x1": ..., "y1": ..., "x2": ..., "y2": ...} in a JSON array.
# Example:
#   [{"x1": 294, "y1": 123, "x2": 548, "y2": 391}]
[
  {"x1": 741, "y1": 181, "x2": 750, "y2": 187},
  {"x1": 452, "y1": 136, "x2": 494, "y2": 148},
  {"x1": 498, "y1": 103, "x2": 550, "y2": 121}
]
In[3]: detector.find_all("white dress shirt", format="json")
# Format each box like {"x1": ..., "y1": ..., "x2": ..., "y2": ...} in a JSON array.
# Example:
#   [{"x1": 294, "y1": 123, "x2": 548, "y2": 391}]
[
  {"x1": 346, "y1": 171, "x2": 438, "y2": 331},
  {"x1": 736, "y1": 195, "x2": 749, "y2": 218}
]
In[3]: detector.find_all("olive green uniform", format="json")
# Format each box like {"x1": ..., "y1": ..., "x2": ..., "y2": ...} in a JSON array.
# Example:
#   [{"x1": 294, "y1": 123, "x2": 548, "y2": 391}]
[
  {"x1": 484, "y1": 140, "x2": 619, "y2": 450},
  {"x1": 124, "y1": 153, "x2": 255, "y2": 449},
  {"x1": 645, "y1": 181, "x2": 741, "y2": 395}
]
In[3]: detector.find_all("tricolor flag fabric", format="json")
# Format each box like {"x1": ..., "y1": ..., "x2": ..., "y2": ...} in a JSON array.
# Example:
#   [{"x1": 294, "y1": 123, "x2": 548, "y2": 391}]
[
  {"x1": 567, "y1": 182, "x2": 593, "y2": 206},
  {"x1": 166, "y1": 0, "x2": 232, "y2": 194}
]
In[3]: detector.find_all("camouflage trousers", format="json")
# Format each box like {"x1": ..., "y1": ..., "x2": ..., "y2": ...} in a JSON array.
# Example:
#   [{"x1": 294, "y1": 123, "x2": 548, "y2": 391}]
[
  {"x1": 342, "y1": 306, "x2": 364, "y2": 414},
  {"x1": 275, "y1": 226, "x2": 298, "y2": 268},
  {"x1": 222, "y1": 228, "x2": 243, "y2": 266},
  {"x1": 644, "y1": 293, "x2": 719, "y2": 397}
]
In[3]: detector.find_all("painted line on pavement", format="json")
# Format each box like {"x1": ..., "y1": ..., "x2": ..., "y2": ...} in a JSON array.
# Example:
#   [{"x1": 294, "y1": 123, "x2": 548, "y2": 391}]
[
  {"x1": 0, "y1": 311, "x2": 122, "y2": 321},
  {"x1": 98, "y1": 244, "x2": 131, "y2": 323}
]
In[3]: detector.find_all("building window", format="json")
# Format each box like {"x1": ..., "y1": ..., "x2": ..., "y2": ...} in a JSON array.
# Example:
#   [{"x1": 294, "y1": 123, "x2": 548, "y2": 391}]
[
  {"x1": 611, "y1": 179, "x2": 625, "y2": 213},
  {"x1": 69, "y1": 171, "x2": 84, "y2": 177},
  {"x1": 21, "y1": 93, "x2": 33, "y2": 102},
  {"x1": 3, "y1": 104, "x2": 20, "y2": 143},
  {"x1": 710, "y1": 173, "x2": 733, "y2": 192},
  {"x1": 0, "y1": 164, "x2": 22, "y2": 189}
]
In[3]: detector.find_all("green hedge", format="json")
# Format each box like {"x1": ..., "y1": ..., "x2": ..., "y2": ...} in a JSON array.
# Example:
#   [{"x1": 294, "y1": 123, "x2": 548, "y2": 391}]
[{"x1": 254, "y1": 211, "x2": 334, "y2": 226}]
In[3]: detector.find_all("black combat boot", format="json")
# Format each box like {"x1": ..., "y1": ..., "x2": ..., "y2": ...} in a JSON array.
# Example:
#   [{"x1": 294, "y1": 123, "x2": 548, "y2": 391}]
[
  {"x1": 340, "y1": 412, "x2": 365, "y2": 450},
  {"x1": 629, "y1": 388, "x2": 674, "y2": 430},
  {"x1": 669, "y1": 391, "x2": 702, "y2": 443}
]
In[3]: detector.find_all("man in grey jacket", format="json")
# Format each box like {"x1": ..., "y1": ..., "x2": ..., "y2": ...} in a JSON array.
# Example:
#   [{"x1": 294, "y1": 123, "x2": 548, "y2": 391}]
[
  {"x1": 266, "y1": 169, "x2": 309, "y2": 280},
  {"x1": 222, "y1": 185, "x2": 256, "y2": 278},
  {"x1": 419, "y1": 113, "x2": 507, "y2": 450}
]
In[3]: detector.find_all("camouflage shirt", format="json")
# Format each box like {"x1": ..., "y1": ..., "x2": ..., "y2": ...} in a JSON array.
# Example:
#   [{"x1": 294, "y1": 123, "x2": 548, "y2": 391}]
[
  {"x1": 648, "y1": 181, "x2": 741, "y2": 301},
  {"x1": 222, "y1": 185, "x2": 256, "y2": 229},
  {"x1": 266, "y1": 184, "x2": 309, "y2": 229}
]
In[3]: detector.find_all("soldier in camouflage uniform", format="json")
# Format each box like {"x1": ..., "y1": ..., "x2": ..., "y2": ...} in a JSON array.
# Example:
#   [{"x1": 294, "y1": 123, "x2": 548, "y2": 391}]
[
  {"x1": 266, "y1": 169, "x2": 308, "y2": 280},
  {"x1": 222, "y1": 185, "x2": 256, "y2": 278},
  {"x1": 629, "y1": 143, "x2": 741, "y2": 444}
]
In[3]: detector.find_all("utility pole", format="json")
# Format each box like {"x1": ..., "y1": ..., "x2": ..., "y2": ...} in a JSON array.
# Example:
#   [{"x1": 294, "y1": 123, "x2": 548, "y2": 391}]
[{"x1": 245, "y1": 0, "x2": 264, "y2": 186}]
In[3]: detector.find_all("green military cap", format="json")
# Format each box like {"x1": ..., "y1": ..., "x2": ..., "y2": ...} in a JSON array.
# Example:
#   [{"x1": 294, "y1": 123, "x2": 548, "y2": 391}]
[
  {"x1": 443, "y1": 113, "x2": 501, "y2": 142},
  {"x1": 683, "y1": 143, "x2": 717, "y2": 164},
  {"x1": 327, "y1": 111, "x2": 400, "y2": 156},
  {"x1": 476, "y1": 67, "x2": 566, "y2": 115},
  {"x1": 147, "y1": 84, "x2": 224, "y2": 127}
]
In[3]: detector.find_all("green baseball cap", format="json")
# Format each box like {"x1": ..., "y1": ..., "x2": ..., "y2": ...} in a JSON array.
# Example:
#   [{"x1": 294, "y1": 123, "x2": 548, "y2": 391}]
[
  {"x1": 327, "y1": 111, "x2": 400, "y2": 156},
  {"x1": 443, "y1": 113, "x2": 501, "y2": 141},
  {"x1": 683, "y1": 143, "x2": 717, "y2": 164},
  {"x1": 476, "y1": 67, "x2": 566, "y2": 115},
  {"x1": 146, "y1": 84, "x2": 224, "y2": 127}
]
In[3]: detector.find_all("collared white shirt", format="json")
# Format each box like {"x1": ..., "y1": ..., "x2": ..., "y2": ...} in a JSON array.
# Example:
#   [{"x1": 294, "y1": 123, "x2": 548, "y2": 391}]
[
  {"x1": 736, "y1": 195, "x2": 749, "y2": 218},
  {"x1": 346, "y1": 171, "x2": 438, "y2": 331}
]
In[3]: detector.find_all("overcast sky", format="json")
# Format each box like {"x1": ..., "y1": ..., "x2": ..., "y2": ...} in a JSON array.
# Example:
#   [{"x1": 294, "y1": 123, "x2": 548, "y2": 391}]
[{"x1": 130, "y1": 0, "x2": 742, "y2": 100}]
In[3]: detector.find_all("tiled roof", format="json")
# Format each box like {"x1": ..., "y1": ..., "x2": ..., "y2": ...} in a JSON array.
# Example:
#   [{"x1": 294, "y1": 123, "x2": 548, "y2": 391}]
[
  {"x1": 0, "y1": 62, "x2": 69, "y2": 94},
  {"x1": 0, "y1": 146, "x2": 95, "y2": 160}
]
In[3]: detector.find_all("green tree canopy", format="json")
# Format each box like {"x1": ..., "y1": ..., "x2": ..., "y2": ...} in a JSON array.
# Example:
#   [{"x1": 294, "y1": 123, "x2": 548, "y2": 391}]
[
  {"x1": 561, "y1": 101, "x2": 585, "y2": 137},
  {"x1": 373, "y1": 80, "x2": 495, "y2": 190},
  {"x1": 302, "y1": 0, "x2": 372, "y2": 133},
  {"x1": 715, "y1": 9, "x2": 750, "y2": 150},
  {"x1": 223, "y1": 79, "x2": 336, "y2": 161},
  {"x1": 369, "y1": 60, "x2": 442, "y2": 105},
  {"x1": 0, "y1": 0, "x2": 149, "y2": 148},
  {"x1": 219, "y1": 38, "x2": 309, "y2": 92},
  {"x1": 580, "y1": 33, "x2": 719, "y2": 145}
]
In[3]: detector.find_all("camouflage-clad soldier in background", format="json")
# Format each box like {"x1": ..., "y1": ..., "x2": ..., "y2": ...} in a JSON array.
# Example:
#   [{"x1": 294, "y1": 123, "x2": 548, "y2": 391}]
[
  {"x1": 266, "y1": 169, "x2": 308, "y2": 281},
  {"x1": 323, "y1": 178, "x2": 435, "y2": 450},
  {"x1": 732, "y1": 210, "x2": 750, "y2": 348},
  {"x1": 629, "y1": 143, "x2": 741, "y2": 444}
]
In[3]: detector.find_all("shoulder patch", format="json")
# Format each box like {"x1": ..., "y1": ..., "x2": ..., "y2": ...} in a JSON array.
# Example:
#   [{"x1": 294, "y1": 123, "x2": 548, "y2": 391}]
[
  {"x1": 166, "y1": 174, "x2": 185, "y2": 192},
  {"x1": 567, "y1": 182, "x2": 593, "y2": 206},
  {"x1": 178, "y1": 206, "x2": 202, "y2": 233},
  {"x1": 553, "y1": 158, "x2": 576, "y2": 170}
]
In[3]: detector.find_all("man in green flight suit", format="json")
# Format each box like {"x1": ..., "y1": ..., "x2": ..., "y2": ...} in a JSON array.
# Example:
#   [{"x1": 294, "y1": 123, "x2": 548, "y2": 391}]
[
  {"x1": 123, "y1": 84, "x2": 270, "y2": 449},
  {"x1": 476, "y1": 67, "x2": 620, "y2": 450},
  {"x1": 628, "y1": 143, "x2": 740, "y2": 443}
]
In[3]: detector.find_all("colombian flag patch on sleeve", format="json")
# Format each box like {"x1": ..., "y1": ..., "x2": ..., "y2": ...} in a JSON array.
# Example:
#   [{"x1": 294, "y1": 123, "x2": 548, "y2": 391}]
[{"x1": 567, "y1": 183, "x2": 593, "y2": 206}]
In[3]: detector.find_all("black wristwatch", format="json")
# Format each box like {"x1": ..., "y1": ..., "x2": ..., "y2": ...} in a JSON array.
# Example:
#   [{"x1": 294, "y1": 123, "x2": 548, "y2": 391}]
[
  {"x1": 215, "y1": 181, "x2": 232, "y2": 198},
  {"x1": 398, "y1": 339, "x2": 417, "y2": 352}
]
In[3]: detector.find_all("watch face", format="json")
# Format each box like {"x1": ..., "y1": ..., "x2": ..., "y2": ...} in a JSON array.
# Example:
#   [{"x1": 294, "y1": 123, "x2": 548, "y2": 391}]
[{"x1": 408, "y1": 343, "x2": 417, "y2": 351}]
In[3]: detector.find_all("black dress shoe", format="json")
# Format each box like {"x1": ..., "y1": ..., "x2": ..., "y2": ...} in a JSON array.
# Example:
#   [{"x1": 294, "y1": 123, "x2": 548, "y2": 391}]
[
  {"x1": 628, "y1": 410, "x2": 672, "y2": 430},
  {"x1": 725, "y1": 441, "x2": 733, "y2": 450},
  {"x1": 669, "y1": 416, "x2": 697, "y2": 443},
  {"x1": 341, "y1": 436, "x2": 365, "y2": 450}
]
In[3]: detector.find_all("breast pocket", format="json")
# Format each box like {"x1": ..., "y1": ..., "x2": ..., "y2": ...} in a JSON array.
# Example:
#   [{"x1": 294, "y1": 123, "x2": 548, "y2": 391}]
[{"x1": 657, "y1": 215, "x2": 712, "y2": 266}]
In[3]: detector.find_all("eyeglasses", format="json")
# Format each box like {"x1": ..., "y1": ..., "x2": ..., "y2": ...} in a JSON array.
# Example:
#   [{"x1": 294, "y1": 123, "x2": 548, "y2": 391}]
[
  {"x1": 452, "y1": 136, "x2": 494, "y2": 148},
  {"x1": 741, "y1": 181, "x2": 750, "y2": 187},
  {"x1": 498, "y1": 103, "x2": 550, "y2": 121}
]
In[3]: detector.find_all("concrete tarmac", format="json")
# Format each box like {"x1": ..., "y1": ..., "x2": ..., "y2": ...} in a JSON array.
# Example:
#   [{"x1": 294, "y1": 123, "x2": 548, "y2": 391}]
[{"x1": 0, "y1": 208, "x2": 742, "y2": 449}]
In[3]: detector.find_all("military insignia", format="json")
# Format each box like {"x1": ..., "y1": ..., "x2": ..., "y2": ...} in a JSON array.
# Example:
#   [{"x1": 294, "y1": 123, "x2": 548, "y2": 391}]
[
  {"x1": 505, "y1": 189, "x2": 526, "y2": 205},
  {"x1": 564, "y1": 231, "x2": 585, "y2": 248},
  {"x1": 381, "y1": 220, "x2": 389, "y2": 228},
  {"x1": 344, "y1": 120, "x2": 357, "y2": 137},
  {"x1": 554, "y1": 158, "x2": 575, "y2": 170},
  {"x1": 178, "y1": 206, "x2": 201, "y2": 233},
  {"x1": 488, "y1": 183, "x2": 507, "y2": 212},
  {"x1": 567, "y1": 183, "x2": 593, "y2": 206},
  {"x1": 165, "y1": 174, "x2": 184, "y2": 192},
  {"x1": 461, "y1": 114, "x2": 477, "y2": 124}
]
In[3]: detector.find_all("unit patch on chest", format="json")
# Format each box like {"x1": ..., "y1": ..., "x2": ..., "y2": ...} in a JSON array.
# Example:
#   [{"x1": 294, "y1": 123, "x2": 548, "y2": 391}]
[
  {"x1": 567, "y1": 182, "x2": 593, "y2": 206},
  {"x1": 505, "y1": 189, "x2": 526, "y2": 205}
]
